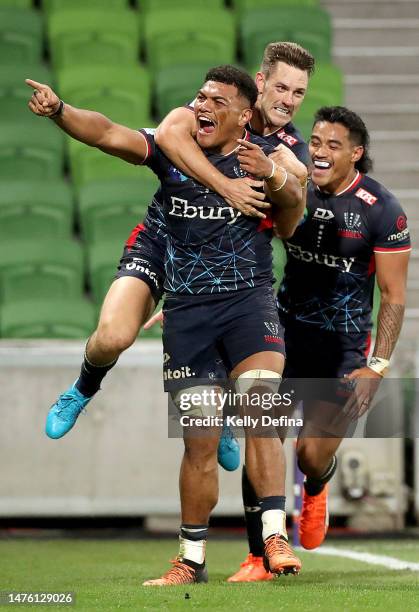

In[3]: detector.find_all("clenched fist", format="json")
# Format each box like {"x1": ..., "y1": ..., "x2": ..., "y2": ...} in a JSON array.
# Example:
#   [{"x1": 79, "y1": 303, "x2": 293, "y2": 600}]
[
  {"x1": 270, "y1": 144, "x2": 308, "y2": 184},
  {"x1": 26, "y1": 78, "x2": 61, "y2": 117}
]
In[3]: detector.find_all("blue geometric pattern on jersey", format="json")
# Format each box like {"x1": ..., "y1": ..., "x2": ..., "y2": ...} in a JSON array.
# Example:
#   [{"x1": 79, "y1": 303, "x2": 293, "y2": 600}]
[{"x1": 165, "y1": 223, "x2": 259, "y2": 294}]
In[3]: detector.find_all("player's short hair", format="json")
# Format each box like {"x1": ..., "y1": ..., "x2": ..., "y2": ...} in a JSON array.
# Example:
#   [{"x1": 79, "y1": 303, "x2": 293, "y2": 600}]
[
  {"x1": 204, "y1": 65, "x2": 258, "y2": 107},
  {"x1": 261, "y1": 42, "x2": 315, "y2": 78},
  {"x1": 313, "y1": 106, "x2": 373, "y2": 174}
]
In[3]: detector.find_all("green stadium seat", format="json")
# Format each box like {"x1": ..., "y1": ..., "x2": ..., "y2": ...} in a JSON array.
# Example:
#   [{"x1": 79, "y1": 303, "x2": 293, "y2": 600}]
[
  {"x1": 296, "y1": 63, "x2": 344, "y2": 124},
  {"x1": 0, "y1": 121, "x2": 65, "y2": 180},
  {"x1": 0, "y1": 64, "x2": 54, "y2": 123},
  {"x1": 141, "y1": 0, "x2": 224, "y2": 12},
  {"x1": 143, "y1": 9, "x2": 235, "y2": 72},
  {"x1": 154, "y1": 63, "x2": 214, "y2": 120},
  {"x1": 0, "y1": 8, "x2": 43, "y2": 64},
  {"x1": 87, "y1": 241, "x2": 125, "y2": 303},
  {"x1": 240, "y1": 6, "x2": 332, "y2": 69},
  {"x1": 0, "y1": 0, "x2": 33, "y2": 8},
  {"x1": 0, "y1": 239, "x2": 84, "y2": 303},
  {"x1": 272, "y1": 239, "x2": 287, "y2": 288},
  {"x1": 0, "y1": 180, "x2": 73, "y2": 241},
  {"x1": 48, "y1": 10, "x2": 140, "y2": 70},
  {"x1": 57, "y1": 66, "x2": 151, "y2": 128},
  {"x1": 43, "y1": 0, "x2": 128, "y2": 14},
  {"x1": 0, "y1": 298, "x2": 96, "y2": 338},
  {"x1": 78, "y1": 175, "x2": 158, "y2": 243},
  {"x1": 68, "y1": 141, "x2": 156, "y2": 190},
  {"x1": 233, "y1": 0, "x2": 318, "y2": 15}
]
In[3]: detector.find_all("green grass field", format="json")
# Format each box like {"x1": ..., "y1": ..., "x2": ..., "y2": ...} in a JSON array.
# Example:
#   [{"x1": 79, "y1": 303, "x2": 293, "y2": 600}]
[{"x1": 0, "y1": 539, "x2": 418, "y2": 611}]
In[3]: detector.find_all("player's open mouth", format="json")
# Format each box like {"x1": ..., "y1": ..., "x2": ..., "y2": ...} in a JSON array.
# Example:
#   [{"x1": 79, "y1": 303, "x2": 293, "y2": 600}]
[
  {"x1": 313, "y1": 160, "x2": 332, "y2": 170},
  {"x1": 273, "y1": 106, "x2": 290, "y2": 116},
  {"x1": 198, "y1": 116, "x2": 216, "y2": 135}
]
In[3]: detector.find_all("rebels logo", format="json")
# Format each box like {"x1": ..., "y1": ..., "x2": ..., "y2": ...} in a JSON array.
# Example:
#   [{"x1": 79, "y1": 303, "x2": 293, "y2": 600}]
[
  {"x1": 355, "y1": 188, "x2": 377, "y2": 206},
  {"x1": 397, "y1": 215, "x2": 407, "y2": 231},
  {"x1": 169, "y1": 197, "x2": 241, "y2": 225}
]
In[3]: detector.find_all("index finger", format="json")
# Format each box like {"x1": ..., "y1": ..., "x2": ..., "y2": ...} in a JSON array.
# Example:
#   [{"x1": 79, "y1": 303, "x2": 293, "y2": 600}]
[
  {"x1": 236, "y1": 138, "x2": 259, "y2": 150},
  {"x1": 25, "y1": 78, "x2": 46, "y2": 91}
]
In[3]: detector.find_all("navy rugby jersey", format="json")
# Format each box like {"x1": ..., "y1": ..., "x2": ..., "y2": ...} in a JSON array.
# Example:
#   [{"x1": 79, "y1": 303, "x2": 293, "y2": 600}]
[
  {"x1": 139, "y1": 129, "x2": 276, "y2": 295},
  {"x1": 277, "y1": 172, "x2": 411, "y2": 333},
  {"x1": 248, "y1": 120, "x2": 310, "y2": 167}
]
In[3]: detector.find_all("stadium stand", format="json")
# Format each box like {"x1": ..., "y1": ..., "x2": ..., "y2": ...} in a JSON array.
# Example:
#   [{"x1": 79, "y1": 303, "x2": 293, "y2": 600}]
[
  {"x1": 43, "y1": 0, "x2": 129, "y2": 13},
  {"x1": 78, "y1": 175, "x2": 158, "y2": 244},
  {"x1": 233, "y1": 0, "x2": 319, "y2": 14},
  {"x1": 239, "y1": 6, "x2": 332, "y2": 68},
  {"x1": 0, "y1": 180, "x2": 73, "y2": 240},
  {"x1": 86, "y1": 241, "x2": 126, "y2": 304},
  {"x1": 0, "y1": 64, "x2": 54, "y2": 123},
  {"x1": 0, "y1": 6, "x2": 43, "y2": 64},
  {"x1": 47, "y1": 9, "x2": 140, "y2": 70},
  {"x1": 141, "y1": 0, "x2": 225, "y2": 11},
  {"x1": 0, "y1": 239, "x2": 84, "y2": 303}
]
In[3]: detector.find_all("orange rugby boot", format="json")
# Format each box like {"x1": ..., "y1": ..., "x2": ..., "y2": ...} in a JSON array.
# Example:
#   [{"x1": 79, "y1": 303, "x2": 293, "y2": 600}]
[
  {"x1": 227, "y1": 553, "x2": 274, "y2": 582},
  {"x1": 143, "y1": 558, "x2": 208, "y2": 586},
  {"x1": 299, "y1": 484, "x2": 329, "y2": 550},
  {"x1": 263, "y1": 535, "x2": 302, "y2": 575}
]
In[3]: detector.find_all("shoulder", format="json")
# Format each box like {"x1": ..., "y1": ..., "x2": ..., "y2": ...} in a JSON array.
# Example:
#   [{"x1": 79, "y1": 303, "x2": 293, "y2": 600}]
[
  {"x1": 355, "y1": 175, "x2": 404, "y2": 215},
  {"x1": 247, "y1": 131, "x2": 276, "y2": 155}
]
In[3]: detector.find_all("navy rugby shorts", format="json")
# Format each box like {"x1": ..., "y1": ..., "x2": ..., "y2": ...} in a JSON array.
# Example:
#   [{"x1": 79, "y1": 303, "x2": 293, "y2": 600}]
[
  {"x1": 162, "y1": 285, "x2": 285, "y2": 392},
  {"x1": 115, "y1": 223, "x2": 165, "y2": 304}
]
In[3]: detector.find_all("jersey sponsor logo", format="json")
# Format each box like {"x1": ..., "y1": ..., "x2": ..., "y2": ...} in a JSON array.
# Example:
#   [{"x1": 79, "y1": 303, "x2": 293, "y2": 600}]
[
  {"x1": 163, "y1": 353, "x2": 171, "y2": 364},
  {"x1": 124, "y1": 258, "x2": 160, "y2": 288},
  {"x1": 313, "y1": 208, "x2": 334, "y2": 221},
  {"x1": 276, "y1": 129, "x2": 298, "y2": 147},
  {"x1": 387, "y1": 227, "x2": 409, "y2": 242},
  {"x1": 397, "y1": 215, "x2": 407, "y2": 231},
  {"x1": 163, "y1": 365, "x2": 195, "y2": 381},
  {"x1": 169, "y1": 196, "x2": 242, "y2": 225},
  {"x1": 287, "y1": 243, "x2": 355, "y2": 272},
  {"x1": 355, "y1": 188, "x2": 377, "y2": 206}
]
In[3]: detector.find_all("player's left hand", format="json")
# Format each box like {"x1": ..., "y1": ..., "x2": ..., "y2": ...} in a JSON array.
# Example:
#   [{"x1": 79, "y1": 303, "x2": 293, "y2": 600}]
[
  {"x1": 143, "y1": 309, "x2": 163, "y2": 330},
  {"x1": 341, "y1": 367, "x2": 382, "y2": 420},
  {"x1": 237, "y1": 138, "x2": 273, "y2": 179}
]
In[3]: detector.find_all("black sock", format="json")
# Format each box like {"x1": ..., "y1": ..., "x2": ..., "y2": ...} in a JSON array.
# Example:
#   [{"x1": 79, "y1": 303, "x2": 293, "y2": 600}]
[
  {"x1": 259, "y1": 495, "x2": 286, "y2": 513},
  {"x1": 242, "y1": 465, "x2": 264, "y2": 557},
  {"x1": 301, "y1": 455, "x2": 338, "y2": 496},
  {"x1": 180, "y1": 524, "x2": 209, "y2": 541},
  {"x1": 75, "y1": 353, "x2": 118, "y2": 398}
]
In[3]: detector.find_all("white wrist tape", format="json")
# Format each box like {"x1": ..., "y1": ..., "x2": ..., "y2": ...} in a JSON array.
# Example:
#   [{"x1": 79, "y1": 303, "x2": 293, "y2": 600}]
[{"x1": 368, "y1": 356, "x2": 389, "y2": 377}]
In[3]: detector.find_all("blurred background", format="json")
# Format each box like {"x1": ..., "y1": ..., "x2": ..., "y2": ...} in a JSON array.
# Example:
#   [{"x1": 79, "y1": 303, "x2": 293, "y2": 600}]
[{"x1": 0, "y1": 0, "x2": 418, "y2": 536}]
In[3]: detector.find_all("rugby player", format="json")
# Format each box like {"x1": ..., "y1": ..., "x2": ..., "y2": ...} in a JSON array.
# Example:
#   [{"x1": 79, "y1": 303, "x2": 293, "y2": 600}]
[
  {"x1": 27, "y1": 66, "x2": 305, "y2": 584},
  {"x1": 226, "y1": 106, "x2": 411, "y2": 580}
]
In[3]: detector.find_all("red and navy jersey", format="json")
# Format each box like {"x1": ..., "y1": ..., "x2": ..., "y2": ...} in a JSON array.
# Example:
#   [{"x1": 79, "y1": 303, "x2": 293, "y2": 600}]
[
  {"x1": 139, "y1": 128, "x2": 276, "y2": 295},
  {"x1": 277, "y1": 172, "x2": 411, "y2": 333},
  {"x1": 248, "y1": 120, "x2": 310, "y2": 167}
]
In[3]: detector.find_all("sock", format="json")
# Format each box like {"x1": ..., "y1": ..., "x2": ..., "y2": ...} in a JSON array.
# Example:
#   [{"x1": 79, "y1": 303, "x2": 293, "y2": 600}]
[
  {"x1": 75, "y1": 352, "x2": 118, "y2": 398},
  {"x1": 179, "y1": 524, "x2": 208, "y2": 565},
  {"x1": 260, "y1": 496, "x2": 287, "y2": 542},
  {"x1": 242, "y1": 465, "x2": 264, "y2": 557},
  {"x1": 301, "y1": 455, "x2": 338, "y2": 497}
]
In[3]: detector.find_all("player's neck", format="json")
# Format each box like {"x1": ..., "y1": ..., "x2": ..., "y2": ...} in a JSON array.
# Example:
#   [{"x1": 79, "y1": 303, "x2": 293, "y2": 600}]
[
  {"x1": 321, "y1": 168, "x2": 359, "y2": 196},
  {"x1": 213, "y1": 129, "x2": 248, "y2": 156},
  {"x1": 249, "y1": 107, "x2": 265, "y2": 135}
]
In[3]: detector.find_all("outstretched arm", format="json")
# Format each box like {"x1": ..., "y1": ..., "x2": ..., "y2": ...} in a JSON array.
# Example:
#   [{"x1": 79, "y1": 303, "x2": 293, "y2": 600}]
[
  {"x1": 155, "y1": 107, "x2": 269, "y2": 218},
  {"x1": 26, "y1": 78, "x2": 148, "y2": 164}
]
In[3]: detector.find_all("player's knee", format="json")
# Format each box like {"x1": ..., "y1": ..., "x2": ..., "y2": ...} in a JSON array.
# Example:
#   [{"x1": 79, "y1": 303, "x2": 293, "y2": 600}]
[
  {"x1": 235, "y1": 369, "x2": 282, "y2": 395},
  {"x1": 95, "y1": 316, "x2": 137, "y2": 355},
  {"x1": 296, "y1": 439, "x2": 322, "y2": 474}
]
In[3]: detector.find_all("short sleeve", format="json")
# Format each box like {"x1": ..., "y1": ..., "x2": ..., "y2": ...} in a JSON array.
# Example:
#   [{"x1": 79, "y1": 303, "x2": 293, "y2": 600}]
[
  {"x1": 373, "y1": 196, "x2": 411, "y2": 254},
  {"x1": 138, "y1": 128, "x2": 157, "y2": 166}
]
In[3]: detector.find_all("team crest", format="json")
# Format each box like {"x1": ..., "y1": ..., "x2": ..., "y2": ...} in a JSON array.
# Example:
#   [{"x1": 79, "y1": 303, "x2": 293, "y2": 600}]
[{"x1": 343, "y1": 212, "x2": 361, "y2": 230}]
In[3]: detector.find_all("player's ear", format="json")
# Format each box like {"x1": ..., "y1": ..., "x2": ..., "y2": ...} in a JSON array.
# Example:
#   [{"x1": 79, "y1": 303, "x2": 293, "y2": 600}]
[
  {"x1": 255, "y1": 71, "x2": 265, "y2": 95},
  {"x1": 239, "y1": 107, "x2": 253, "y2": 127},
  {"x1": 351, "y1": 145, "x2": 364, "y2": 164}
]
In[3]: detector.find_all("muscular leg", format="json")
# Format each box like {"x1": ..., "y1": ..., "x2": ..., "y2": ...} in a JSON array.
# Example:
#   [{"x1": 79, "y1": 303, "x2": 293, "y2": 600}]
[
  {"x1": 87, "y1": 276, "x2": 156, "y2": 364},
  {"x1": 75, "y1": 277, "x2": 156, "y2": 397}
]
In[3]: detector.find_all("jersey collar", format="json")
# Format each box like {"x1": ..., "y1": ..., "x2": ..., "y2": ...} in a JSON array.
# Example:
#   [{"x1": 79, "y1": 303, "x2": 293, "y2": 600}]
[{"x1": 316, "y1": 170, "x2": 363, "y2": 197}]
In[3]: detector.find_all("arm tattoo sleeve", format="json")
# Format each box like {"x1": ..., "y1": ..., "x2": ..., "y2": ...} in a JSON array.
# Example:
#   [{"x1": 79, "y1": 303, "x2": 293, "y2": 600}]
[{"x1": 373, "y1": 303, "x2": 405, "y2": 360}]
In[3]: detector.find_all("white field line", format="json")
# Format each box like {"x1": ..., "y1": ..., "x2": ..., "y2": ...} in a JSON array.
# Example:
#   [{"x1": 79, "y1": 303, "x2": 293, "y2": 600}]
[{"x1": 304, "y1": 545, "x2": 419, "y2": 571}]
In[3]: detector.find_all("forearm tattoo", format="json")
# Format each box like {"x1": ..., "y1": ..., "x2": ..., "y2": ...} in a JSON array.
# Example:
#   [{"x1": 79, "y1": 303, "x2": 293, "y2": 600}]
[{"x1": 373, "y1": 303, "x2": 405, "y2": 360}]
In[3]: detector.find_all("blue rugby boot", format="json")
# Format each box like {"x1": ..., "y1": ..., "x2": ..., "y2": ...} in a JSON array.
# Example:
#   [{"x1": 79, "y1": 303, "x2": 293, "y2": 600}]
[
  {"x1": 45, "y1": 383, "x2": 93, "y2": 439},
  {"x1": 217, "y1": 423, "x2": 240, "y2": 471}
]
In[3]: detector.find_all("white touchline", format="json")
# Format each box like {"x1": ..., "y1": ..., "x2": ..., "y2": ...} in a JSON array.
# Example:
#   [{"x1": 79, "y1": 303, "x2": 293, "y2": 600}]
[{"x1": 305, "y1": 545, "x2": 419, "y2": 572}]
